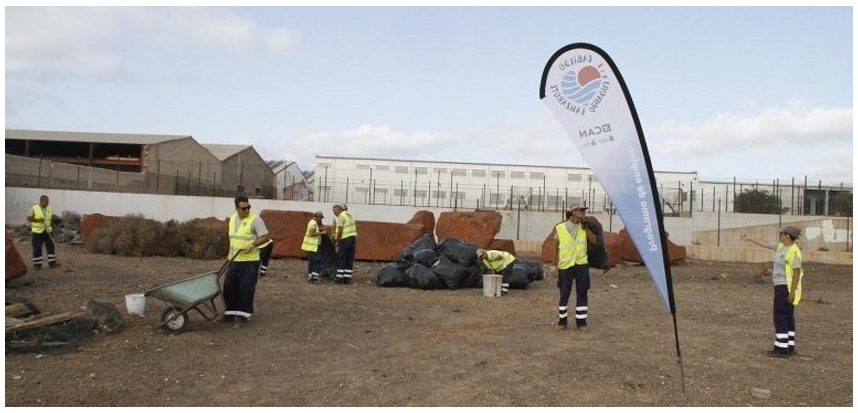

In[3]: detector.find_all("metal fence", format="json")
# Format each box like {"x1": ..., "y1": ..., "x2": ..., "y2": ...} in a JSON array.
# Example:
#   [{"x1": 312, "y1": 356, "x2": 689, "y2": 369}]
[
  {"x1": 5, "y1": 154, "x2": 276, "y2": 199},
  {"x1": 314, "y1": 175, "x2": 852, "y2": 217}
]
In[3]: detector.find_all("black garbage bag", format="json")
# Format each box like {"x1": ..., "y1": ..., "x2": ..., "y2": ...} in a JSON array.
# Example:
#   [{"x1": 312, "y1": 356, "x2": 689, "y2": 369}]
[
  {"x1": 316, "y1": 234, "x2": 339, "y2": 281},
  {"x1": 431, "y1": 257, "x2": 474, "y2": 290},
  {"x1": 582, "y1": 217, "x2": 610, "y2": 270},
  {"x1": 507, "y1": 264, "x2": 531, "y2": 289},
  {"x1": 376, "y1": 263, "x2": 408, "y2": 287},
  {"x1": 437, "y1": 237, "x2": 478, "y2": 267},
  {"x1": 390, "y1": 259, "x2": 412, "y2": 271},
  {"x1": 413, "y1": 248, "x2": 438, "y2": 267},
  {"x1": 406, "y1": 263, "x2": 445, "y2": 290},
  {"x1": 519, "y1": 260, "x2": 545, "y2": 281},
  {"x1": 400, "y1": 234, "x2": 438, "y2": 261},
  {"x1": 470, "y1": 262, "x2": 489, "y2": 288}
]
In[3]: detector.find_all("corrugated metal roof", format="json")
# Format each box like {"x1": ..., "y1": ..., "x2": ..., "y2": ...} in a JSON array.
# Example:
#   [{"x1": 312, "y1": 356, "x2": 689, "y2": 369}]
[
  {"x1": 5, "y1": 129, "x2": 191, "y2": 145},
  {"x1": 201, "y1": 144, "x2": 252, "y2": 161}
]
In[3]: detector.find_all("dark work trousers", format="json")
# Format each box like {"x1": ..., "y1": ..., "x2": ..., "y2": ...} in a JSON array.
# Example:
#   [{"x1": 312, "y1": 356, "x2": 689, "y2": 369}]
[
  {"x1": 336, "y1": 237, "x2": 356, "y2": 282},
  {"x1": 499, "y1": 259, "x2": 519, "y2": 294},
  {"x1": 773, "y1": 285, "x2": 796, "y2": 355},
  {"x1": 223, "y1": 261, "x2": 260, "y2": 320},
  {"x1": 31, "y1": 232, "x2": 57, "y2": 268},
  {"x1": 558, "y1": 265, "x2": 590, "y2": 327},
  {"x1": 307, "y1": 251, "x2": 321, "y2": 280},
  {"x1": 259, "y1": 242, "x2": 274, "y2": 276}
]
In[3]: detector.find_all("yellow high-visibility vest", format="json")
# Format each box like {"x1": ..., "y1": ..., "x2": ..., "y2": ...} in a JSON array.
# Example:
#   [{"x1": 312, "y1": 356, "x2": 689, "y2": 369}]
[
  {"x1": 228, "y1": 213, "x2": 261, "y2": 262},
  {"x1": 555, "y1": 221, "x2": 588, "y2": 270},
  {"x1": 31, "y1": 205, "x2": 52, "y2": 234},
  {"x1": 301, "y1": 219, "x2": 321, "y2": 252},
  {"x1": 339, "y1": 211, "x2": 357, "y2": 239},
  {"x1": 778, "y1": 242, "x2": 804, "y2": 305},
  {"x1": 482, "y1": 250, "x2": 516, "y2": 272}
]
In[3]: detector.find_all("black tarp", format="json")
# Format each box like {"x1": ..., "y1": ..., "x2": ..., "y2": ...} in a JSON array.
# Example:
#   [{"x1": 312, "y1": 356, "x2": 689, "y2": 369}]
[
  {"x1": 406, "y1": 264, "x2": 446, "y2": 290},
  {"x1": 436, "y1": 237, "x2": 478, "y2": 267},
  {"x1": 376, "y1": 263, "x2": 408, "y2": 287}
]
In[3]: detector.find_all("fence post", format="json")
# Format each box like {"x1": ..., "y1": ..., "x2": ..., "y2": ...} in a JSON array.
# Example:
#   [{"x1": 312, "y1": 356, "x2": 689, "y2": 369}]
[
  {"x1": 37, "y1": 156, "x2": 43, "y2": 187},
  {"x1": 717, "y1": 199, "x2": 722, "y2": 247},
  {"x1": 345, "y1": 177, "x2": 349, "y2": 204},
  {"x1": 77, "y1": 164, "x2": 81, "y2": 191},
  {"x1": 516, "y1": 198, "x2": 521, "y2": 240}
]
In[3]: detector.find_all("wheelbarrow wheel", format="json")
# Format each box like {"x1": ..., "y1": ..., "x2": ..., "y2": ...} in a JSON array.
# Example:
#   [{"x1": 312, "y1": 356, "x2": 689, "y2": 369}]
[{"x1": 160, "y1": 306, "x2": 189, "y2": 333}]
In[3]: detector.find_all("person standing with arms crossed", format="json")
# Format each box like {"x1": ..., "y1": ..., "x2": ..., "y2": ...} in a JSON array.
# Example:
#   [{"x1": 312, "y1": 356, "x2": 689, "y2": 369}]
[
  {"x1": 301, "y1": 211, "x2": 326, "y2": 283},
  {"x1": 554, "y1": 204, "x2": 596, "y2": 330},
  {"x1": 332, "y1": 203, "x2": 358, "y2": 284},
  {"x1": 27, "y1": 195, "x2": 58, "y2": 270},
  {"x1": 742, "y1": 226, "x2": 805, "y2": 357},
  {"x1": 223, "y1": 196, "x2": 270, "y2": 325}
]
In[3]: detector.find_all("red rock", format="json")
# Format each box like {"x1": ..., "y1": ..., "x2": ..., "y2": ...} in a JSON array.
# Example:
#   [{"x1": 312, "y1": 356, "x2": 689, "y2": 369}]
[
  {"x1": 353, "y1": 221, "x2": 428, "y2": 261},
  {"x1": 81, "y1": 214, "x2": 122, "y2": 243},
  {"x1": 489, "y1": 239, "x2": 516, "y2": 256},
  {"x1": 541, "y1": 231, "x2": 559, "y2": 265},
  {"x1": 260, "y1": 210, "x2": 315, "y2": 259},
  {"x1": 617, "y1": 229, "x2": 686, "y2": 264},
  {"x1": 407, "y1": 210, "x2": 436, "y2": 238},
  {"x1": 6, "y1": 232, "x2": 28, "y2": 281},
  {"x1": 435, "y1": 211, "x2": 502, "y2": 249},
  {"x1": 604, "y1": 232, "x2": 623, "y2": 267}
]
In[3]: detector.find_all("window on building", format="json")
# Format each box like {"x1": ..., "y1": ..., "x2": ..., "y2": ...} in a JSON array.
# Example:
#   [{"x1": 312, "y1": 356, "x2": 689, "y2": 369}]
[
  {"x1": 530, "y1": 172, "x2": 545, "y2": 180},
  {"x1": 394, "y1": 189, "x2": 408, "y2": 197},
  {"x1": 567, "y1": 174, "x2": 582, "y2": 182},
  {"x1": 435, "y1": 191, "x2": 447, "y2": 199},
  {"x1": 452, "y1": 168, "x2": 467, "y2": 177},
  {"x1": 395, "y1": 166, "x2": 409, "y2": 174},
  {"x1": 510, "y1": 171, "x2": 525, "y2": 179},
  {"x1": 254, "y1": 187, "x2": 262, "y2": 196},
  {"x1": 489, "y1": 193, "x2": 505, "y2": 204},
  {"x1": 355, "y1": 187, "x2": 368, "y2": 193},
  {"x1": 453, "y1": 191, "x2": 466, "y2": 200},
  {"x1": 471, "y1": 169, "x2": 486, "y2": 178},
  {"x1": 414, "y1": 190, "x2": 427, "y2": 197},
  {"x1": 491, "y1": 171, "x2": 505, "y2": 179},
  {"x1": 415, "y1": 167, "x2": 428, "y2": 175},
  {"x1": 375, "y1": 165, "x2": 389, "y2": 171},
  {"x1": 433, "y1": 168, "x2": 447, "y2": 174},
  {"x1": 356, "y1": 164, "x2": 370, "y2": 170},
  {"x1": 318, "y1": 163, "x2": 332, "y2": 168}
]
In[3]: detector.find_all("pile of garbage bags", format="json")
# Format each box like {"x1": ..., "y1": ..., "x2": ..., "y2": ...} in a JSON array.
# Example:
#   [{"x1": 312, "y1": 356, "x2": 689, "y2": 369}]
[{"x1": 376, "y1": 235, "x2": 544, "y2": 290}]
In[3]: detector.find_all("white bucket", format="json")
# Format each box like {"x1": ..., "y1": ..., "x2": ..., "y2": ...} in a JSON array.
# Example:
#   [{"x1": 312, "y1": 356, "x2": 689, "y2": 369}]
[
  {"x1": 125, "y1": 293, "x2": 146, "y2": 317},
  {"x1": 482, "y1": 274, "x2": 503, "y2": 298}
]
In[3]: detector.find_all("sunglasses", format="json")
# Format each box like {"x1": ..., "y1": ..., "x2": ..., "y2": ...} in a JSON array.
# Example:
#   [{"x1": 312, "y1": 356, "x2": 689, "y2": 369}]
[{"x1": 238, "y1": 205, "x2": 251, "y2": 211}]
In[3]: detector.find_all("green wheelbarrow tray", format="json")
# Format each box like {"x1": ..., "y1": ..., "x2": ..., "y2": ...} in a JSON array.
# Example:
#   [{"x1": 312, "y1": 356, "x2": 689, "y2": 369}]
[{"x1": 145, "y1": 270, "x2": 224, "y2": 332}]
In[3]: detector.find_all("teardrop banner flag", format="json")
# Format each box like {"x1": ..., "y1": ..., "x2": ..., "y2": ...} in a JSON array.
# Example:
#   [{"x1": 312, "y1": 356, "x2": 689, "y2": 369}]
[
  {"x1": 539, "y1": 43, "x2": 676, "y2": 314},
  {"x1": 540, "y1": 42, "x2": 685, "y2": 393}
]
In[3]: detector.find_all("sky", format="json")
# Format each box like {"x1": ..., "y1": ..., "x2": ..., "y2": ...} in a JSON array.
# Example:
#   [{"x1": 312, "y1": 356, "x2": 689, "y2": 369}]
[{"x1": 5, "y1": 6, "x2": 854, "y2": 184}]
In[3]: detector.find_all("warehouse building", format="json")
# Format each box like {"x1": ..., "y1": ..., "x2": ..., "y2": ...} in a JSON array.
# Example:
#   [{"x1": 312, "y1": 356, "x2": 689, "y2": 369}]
[
  {"x1": 6, "y1": 129, "x2": 274, "y2": 198},
  {"x1": 202, "y1": 144, "x2": 276, "y2": 199},
  {"x1": 314, "y1": 155, "x2": 698, "y2": 212}
]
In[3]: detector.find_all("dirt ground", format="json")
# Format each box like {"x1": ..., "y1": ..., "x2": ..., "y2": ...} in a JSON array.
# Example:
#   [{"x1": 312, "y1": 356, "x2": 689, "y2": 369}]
[{"x1": 4, "y1": 240, "x2": 853, "y2": 406}]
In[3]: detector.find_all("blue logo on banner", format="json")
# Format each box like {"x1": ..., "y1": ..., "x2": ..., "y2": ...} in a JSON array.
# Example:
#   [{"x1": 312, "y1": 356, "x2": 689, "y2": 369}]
[{"x1": 560, "y1": 65, "x2": 604, "y2": 105}]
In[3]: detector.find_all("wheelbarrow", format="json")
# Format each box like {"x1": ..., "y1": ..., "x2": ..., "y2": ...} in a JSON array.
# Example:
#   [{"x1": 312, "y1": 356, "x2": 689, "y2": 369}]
[{"x1": 144, "y1": 252, "x2": 238, "y2": 333}]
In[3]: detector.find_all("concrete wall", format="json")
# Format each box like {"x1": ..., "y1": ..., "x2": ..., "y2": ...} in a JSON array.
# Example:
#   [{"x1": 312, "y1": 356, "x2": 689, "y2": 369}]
[{"x1": 5, "y1": 187, "x2": 852, "y2": 265}]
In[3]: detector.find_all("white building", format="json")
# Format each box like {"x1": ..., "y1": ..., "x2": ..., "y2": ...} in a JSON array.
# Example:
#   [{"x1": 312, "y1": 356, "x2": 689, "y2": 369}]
[{"x1": 315, "y1": 155, "x2": 698, "y2": 212}]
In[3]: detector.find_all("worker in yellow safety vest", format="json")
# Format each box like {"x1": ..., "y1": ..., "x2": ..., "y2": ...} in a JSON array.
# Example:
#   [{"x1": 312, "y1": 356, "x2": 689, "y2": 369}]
[
  {"x1": 301, "y1": 211, "x2": 326, "y2": 283},
  {"x1": 332, "y1": 203, "x2": 358, "y2": 284},
  {"x1": 553, "y1": 204, "x2": 597, "y2": 330},
  {"x1": 222, "y1": 196, "x2": 271, "y2": 325},
  {"x1": 477, "y1": 249, "x2": 519, "y2": 296},
  {"x1": 741, "y1": 226, "x2": 805, "y2": 358},
  {"x1": 26, "y1": 194, "x2": 58, "y2": 269}
]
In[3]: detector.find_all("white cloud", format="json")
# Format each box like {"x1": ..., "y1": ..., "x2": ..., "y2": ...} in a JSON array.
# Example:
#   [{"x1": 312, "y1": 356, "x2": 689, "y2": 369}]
[
  {"x1": 266, "y1": 124, "x2": 454, "y2": 168},
  {"x1": 650, "y1": 101, "x2": 852, "y2": 157},
  {"x1": 804, "y1": 148, "x2": 854, "y2": 184},
  {"x1": 6, "y1": 7, "x2": 300, "y2": 79}
]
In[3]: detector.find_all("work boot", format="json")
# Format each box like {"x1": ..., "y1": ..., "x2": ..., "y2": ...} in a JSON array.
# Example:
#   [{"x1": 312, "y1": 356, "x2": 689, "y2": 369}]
[
  {"x1": 766, "y1": 349, "x2": 790, "y2": 358},
  {"x1": 576, "y1": 321, "x2": 588, "y2": 331},
  {"x1": 49, "y1": 262, "x2": 59, "y2": 268},
  {"x1": 557, "y1": 318, "x2": 568, "y2": 330}
]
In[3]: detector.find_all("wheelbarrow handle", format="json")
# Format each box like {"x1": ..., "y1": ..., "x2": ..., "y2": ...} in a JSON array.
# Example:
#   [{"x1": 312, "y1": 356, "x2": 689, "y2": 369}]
[{"x1": 217, "y1": 250, "x2": 243, "y2": 277}]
